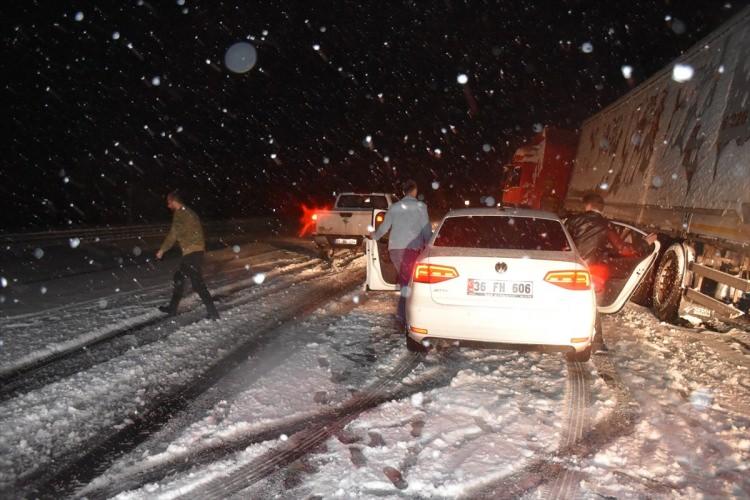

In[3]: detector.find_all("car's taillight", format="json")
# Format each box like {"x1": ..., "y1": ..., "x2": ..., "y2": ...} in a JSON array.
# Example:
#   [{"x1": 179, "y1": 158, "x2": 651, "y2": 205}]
[
  {"x1": 375, "y1": 213, "x2": 384, "y2": 223},
  {"x1": 311, "y1": 213, "x2": 318, "y2": 221},
  {"x1": 413, "y1": 264, "x2": 459, "y2": 284},
  {"x1": 544, "y1": 270, "x2": 591, "y2": 290}
]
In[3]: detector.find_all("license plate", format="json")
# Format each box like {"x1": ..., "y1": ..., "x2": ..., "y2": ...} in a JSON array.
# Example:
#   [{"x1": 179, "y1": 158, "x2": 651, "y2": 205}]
[
  {"x1": 334, "y1": 238, "x2": 358, "y2": 245},
  {"x1": 467, "y1": 279, "x2": 533, "y2": 298}
]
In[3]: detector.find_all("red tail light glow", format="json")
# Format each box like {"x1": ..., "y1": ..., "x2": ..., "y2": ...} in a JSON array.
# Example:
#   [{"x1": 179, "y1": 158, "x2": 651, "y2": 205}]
[
  {"x1": 375, "y1": 213, "x2": 385, "y2": 223},
  {"x1": 298, "y1": 203, "x2": 330, "y2": 237},
  {"x1": 414, "y1": 264, "x2": 459, "y2": 284},
  {"x1": 544, "y1": 270, "x2": 591, "y2": 290}
]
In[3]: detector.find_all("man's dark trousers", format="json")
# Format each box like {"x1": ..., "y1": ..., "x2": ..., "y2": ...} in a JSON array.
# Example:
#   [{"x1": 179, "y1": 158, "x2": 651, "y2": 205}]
[
  {"x1": 168, "y1": 251, "x2": 218, "y2": 317},
  {"x1": 389, "y1": 248, "x2": 421, "y2": 323}
]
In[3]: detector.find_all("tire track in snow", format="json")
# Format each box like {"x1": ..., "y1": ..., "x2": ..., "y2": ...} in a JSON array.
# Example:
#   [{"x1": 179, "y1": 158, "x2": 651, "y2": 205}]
[
  {"x1": 462, "y1": 356, "x2": 611, "y2": 499},
  {"x1": 23, "y1": 257, "x2": 364, "y2": 498},
  {"x1": 169, "y1": 353, "x2": 462, "y2": 500},
  {"x1": 0, "y1": 253, "x2": 351, "y2": 401},
  {"x1": 75, "y1": 284, "x2": 382, "y2": 499},
  {"x1": 135, "y1": 363, "x2": 459, "y2": 500},
  {"x1": 0, "y1": 248, "x2": 306, "y2": 381},
  {"x1": 544, "y1": 360, "x2": 591, "y2": 500}
]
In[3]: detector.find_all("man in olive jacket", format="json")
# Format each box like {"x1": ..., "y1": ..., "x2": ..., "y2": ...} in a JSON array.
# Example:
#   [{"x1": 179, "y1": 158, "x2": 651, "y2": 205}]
[{"x1": 156, "y1": 190, "x2": 219, "y2": 320}]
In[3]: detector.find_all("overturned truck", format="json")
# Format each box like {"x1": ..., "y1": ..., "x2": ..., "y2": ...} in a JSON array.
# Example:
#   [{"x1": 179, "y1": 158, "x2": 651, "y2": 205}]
[{"x1": 565, "y1": 6, "x2": 750, "y2": 323}]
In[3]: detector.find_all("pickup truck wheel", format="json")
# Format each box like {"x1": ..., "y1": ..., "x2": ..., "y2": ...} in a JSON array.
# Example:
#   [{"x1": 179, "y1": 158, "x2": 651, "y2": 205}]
[
  {"x1": 652, "y1": 243, "x2": 685, "y2": 322},
  {"x1": 320, "y1": 247, "x2": 334, "y2": 262}
]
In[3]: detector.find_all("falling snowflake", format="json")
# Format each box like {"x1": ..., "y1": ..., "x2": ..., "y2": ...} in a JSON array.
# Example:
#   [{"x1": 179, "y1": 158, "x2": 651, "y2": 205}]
[
  {"x1": 621, "y1": 65, "x2": 633, "y2": 79},
  {"x1": 253, "y1": 273, "x2": 266, "y2": 284},
  {"x1": 431, "y1": 181, "x2": 440, "y2": 190},
  {"x1": 74, "y1": 11, "x2": 84, "y2": 21},
  {"x1": 69, "y1": 237, "x2": 81, "y2": 249},
  {"x1": 671, "y1": 18, "x2": 687, "y2": 35},
  {"x1": 456, "y1": 73, "x2": 468, "y2": 84},
  {"x1": 33, "y1": 248, "x2": 44, "y2": 260},
  {"x1": 224, "y1": 42, "x2": 258, "y2": 73},
  {"x1": 672, "y1": 63, "x2": 694, "y2": 82},
  {"x1": 112, "y1": 31, "x2": 120, "y2": 40},
  {"x1": 151, "y1": 76, "x2": 161, "y2": 86},
  {"x1": 581, "y1": 42, "x2": 593, "y2": 53}
]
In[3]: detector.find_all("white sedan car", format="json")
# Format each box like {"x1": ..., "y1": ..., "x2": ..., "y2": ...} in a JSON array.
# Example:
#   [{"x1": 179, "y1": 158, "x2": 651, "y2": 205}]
[{"x1": 404, "y1": 208, "x2": 659, "y2": 362}]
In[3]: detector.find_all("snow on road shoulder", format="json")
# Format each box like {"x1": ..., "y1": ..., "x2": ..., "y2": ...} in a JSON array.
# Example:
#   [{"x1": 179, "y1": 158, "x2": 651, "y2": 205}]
[
  {"x1": 0, "y1": 257, "x2": 364, "y2": 491},
  {"x1": 579, "y1": 304, "x2": 750, "y2": 498}
]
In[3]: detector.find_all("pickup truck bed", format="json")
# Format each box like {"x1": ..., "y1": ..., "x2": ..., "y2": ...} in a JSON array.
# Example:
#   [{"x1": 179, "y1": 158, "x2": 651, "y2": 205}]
[{"x1": 312, "y1": 192, "x2": 392, "y2": 259}]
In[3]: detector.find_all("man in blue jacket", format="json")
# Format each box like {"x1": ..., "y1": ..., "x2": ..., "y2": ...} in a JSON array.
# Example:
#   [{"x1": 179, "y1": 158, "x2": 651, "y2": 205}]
[{"x1": 369, "y1": 180, "x2": 432, "y2": 324}]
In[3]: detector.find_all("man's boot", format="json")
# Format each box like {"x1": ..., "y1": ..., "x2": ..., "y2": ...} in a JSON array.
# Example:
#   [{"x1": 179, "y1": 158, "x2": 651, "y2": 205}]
[
  {"x1": 158, "y1": 304, "x2": 177, "y2": 316},
  {"x1": 206, "y1": 303, "x2": 220, "y2": 321}
]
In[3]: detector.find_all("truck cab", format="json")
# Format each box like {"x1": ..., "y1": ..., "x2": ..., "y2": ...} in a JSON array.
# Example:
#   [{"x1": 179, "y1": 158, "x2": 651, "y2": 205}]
[{"x1": 501, "y1": 127, "x2": 578, "y2": 213}]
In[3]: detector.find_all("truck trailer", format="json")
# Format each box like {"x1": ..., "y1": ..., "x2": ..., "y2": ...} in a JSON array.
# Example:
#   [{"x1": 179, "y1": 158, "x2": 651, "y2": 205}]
[
  {"x1": 502, "y1": 7, "x2": 750, "y2": 323},
  {"x1": 565, "y1": 6, "x2": 750, "y2": 323}
]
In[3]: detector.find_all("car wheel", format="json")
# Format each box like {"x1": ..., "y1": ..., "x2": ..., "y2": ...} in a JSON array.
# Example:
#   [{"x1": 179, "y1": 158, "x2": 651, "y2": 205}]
[
  {"x1": 406, "y1": 334, "x2": 428, "y2": 353},
  {"x1": 566, "y1": 345, "x2": 591, "y2": 362},
  {"x1": 652, "y1": 243, "x2": 686, "y2": 322}
]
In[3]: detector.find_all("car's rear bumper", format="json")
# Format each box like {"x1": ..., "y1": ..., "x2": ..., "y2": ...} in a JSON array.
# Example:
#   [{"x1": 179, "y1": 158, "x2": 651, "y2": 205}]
[{"x1": 406, "y1": 292, "x2": 596, "y2": 353}]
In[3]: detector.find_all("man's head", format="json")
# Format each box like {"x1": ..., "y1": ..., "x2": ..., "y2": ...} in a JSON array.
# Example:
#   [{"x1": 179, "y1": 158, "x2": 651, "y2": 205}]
[
  {"x1": 166, "y1": 190, "x2": 184, "y2": 211},
  {"x1": 583, "y1": 192, "x2": 605, "y2": 213},
  {"x1": 402, "y1": 179, "x2": 418, "y2": 197}
]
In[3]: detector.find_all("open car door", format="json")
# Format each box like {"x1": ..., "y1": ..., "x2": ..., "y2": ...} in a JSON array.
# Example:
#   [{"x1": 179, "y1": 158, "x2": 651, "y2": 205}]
[
  {"x1": 596, "y1": 221, "x2": 661, "y2": 314},
  {"x1": 365, "y1": 209, "x2": 399, "y2": 291}
]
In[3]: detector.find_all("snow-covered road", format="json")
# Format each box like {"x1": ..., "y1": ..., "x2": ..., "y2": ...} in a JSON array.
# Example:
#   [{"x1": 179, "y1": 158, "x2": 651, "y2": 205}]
[{"x1": 1, "y1": 238, "x2": 748, "y2": 499}]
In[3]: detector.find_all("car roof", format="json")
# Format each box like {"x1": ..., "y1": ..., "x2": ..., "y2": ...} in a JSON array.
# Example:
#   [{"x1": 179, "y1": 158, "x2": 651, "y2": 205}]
[{"x1": 443, "y1": 207, "x2": 562, "y2": 221}]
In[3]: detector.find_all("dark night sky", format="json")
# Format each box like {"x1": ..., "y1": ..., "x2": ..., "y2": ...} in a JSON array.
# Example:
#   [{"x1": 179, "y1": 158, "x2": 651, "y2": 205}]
[{"x1": 3, "y1": 0, "x2": 747, "y2": 231}]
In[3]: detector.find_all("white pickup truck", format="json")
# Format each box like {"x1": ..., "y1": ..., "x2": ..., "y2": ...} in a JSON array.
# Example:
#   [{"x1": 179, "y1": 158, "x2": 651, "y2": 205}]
[{"x1": 312, "y1": 192, "x2": 393, "y2": 260}]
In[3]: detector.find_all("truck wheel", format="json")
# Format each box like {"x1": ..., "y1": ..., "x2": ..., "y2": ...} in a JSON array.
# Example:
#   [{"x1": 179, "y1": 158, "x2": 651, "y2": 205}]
[
  {"x1": 652, "y1": 243, "x2": 686, "y2": 322},
  {"x1": 406, "y1": 334, "x2": 428, "y2": 353}
]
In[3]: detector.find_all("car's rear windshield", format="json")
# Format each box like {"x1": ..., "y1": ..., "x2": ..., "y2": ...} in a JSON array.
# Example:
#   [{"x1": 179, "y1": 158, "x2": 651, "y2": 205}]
[
  {"x1": 433, "y1": 215, "x2": 572, "y2": 251},
  {"x1": 336, "y1": 195, "x2": 389, "y2": 210}
]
